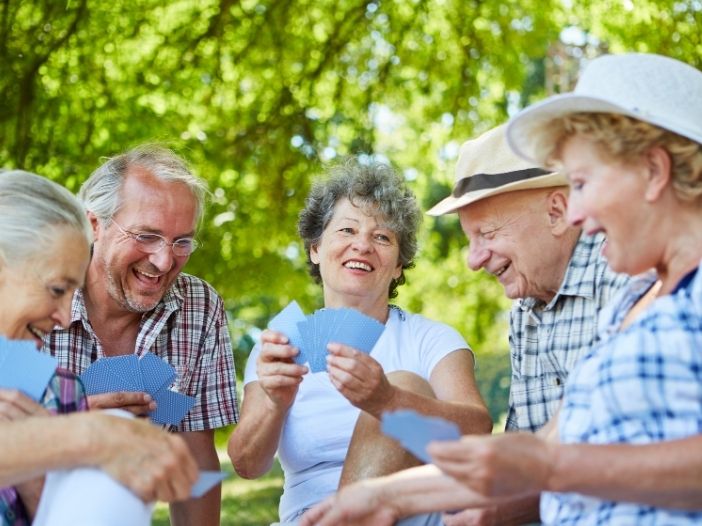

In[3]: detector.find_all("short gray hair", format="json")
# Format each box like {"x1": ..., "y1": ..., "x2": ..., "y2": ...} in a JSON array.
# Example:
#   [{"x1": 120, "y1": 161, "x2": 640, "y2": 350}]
[
  {"x1": 298, "y1": 157, "x2": 421, "y2": 299},
  {"x1": 0, "y1": 170, "x2": 92, "y2": 266},
  {"x1": 79, "y1": 144, "x2": 208, "y2": 224}
]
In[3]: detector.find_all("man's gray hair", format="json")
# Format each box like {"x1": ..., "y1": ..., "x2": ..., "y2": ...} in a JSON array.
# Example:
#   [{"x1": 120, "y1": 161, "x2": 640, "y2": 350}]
[
  {"x1": 298, "y1": 157, "x2": 421, "y2": 299},
  {"x1": 0, "y1": 170, "x2": 92, "y2": 266},
  {"x1": 79, "y1": 144, "x2": 208, "y2": 224}
]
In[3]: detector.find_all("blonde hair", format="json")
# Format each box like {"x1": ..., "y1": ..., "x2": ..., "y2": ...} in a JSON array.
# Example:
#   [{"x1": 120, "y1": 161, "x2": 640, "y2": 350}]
[{"x1": 530, "y1": 113, "x2": 702, "y2": 202}]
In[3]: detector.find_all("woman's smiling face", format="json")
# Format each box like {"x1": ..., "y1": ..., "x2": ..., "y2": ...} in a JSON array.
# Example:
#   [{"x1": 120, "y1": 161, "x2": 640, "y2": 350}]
[
  {"x1": 310, "y1": 198, "x2": 402, "y2": 309},
  {"x1": 0, "y1": 226, "x2": 90, "y2": 347}
]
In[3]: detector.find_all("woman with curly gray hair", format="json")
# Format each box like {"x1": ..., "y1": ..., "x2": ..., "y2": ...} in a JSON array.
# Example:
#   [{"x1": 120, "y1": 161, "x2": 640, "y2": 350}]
[{"x1": 229, "y1": 158, "x2": 491, "y2": 525}]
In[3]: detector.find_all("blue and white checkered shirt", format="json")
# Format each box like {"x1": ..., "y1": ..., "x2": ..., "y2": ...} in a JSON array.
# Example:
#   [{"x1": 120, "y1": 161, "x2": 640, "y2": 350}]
[
  {"x1": 506, "y1": 233, "x2": 629, "y2": 432},
  {"x1": 542, "y1": 265, "x2": 702, "y2": 525}
]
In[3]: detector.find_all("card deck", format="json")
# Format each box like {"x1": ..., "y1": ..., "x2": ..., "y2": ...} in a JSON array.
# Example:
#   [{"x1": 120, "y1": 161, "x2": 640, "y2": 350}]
[
  {"x1": 81, "y1": 352, "x2": 195, "y2": 426},
  {"x1": 269, "y1": 301, "x2": 387, "y2": 373}
]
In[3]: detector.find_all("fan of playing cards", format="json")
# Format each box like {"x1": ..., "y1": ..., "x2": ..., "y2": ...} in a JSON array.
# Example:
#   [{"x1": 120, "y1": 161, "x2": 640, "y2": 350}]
[
  {"x1": 268, "y1": 300, "x2": 387, "y2": 372},
  {"x1": 80, "y1": 353, "x2": 196, "y2": 426}
]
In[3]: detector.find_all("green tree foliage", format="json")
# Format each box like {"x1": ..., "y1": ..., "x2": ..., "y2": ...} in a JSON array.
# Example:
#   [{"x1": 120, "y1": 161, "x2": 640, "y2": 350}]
[{"x1": 2, "y1": 0, "x2": 699, "y2": 421}]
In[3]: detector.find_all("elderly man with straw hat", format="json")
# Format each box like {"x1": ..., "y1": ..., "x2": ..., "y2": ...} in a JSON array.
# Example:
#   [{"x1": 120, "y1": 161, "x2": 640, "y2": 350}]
[
  {"x1": 427, "y1": 124, "x2": 628, "y2": 437},
  {"x1": 300, "y1": 124, "x2": 628, "y2": 526}
]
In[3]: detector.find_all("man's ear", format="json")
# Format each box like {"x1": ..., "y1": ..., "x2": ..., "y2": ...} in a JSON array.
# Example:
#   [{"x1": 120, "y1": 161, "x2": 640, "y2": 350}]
[
  {"x1": 644, "y1": 146, "x2": 672, "y2": 203},
  {"x1": 546, "y1": 188, "x2": 570, "y2": 236},
  {"x1": 87, "y1": 211, "x2": 101, "y2": 240}
]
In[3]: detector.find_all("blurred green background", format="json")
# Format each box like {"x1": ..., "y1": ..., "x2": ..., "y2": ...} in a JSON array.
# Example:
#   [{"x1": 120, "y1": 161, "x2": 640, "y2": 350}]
[{"x1": 3, "y1": 1, "x2": 700, "y2": 523}]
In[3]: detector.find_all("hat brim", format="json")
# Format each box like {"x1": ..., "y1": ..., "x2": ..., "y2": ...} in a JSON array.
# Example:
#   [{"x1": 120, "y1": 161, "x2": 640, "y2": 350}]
[
  {"x1": 426, "y1": 171, "x2": 567, "y2": 216},
  {"x1": 507, "y1": 93, "x2": 702, "y2": 164}
]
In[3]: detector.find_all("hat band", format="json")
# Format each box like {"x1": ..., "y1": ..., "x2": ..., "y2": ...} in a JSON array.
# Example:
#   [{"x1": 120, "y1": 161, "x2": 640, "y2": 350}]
[{"x1": 452, "y1": 168, "x2": 550, "y2": 197}]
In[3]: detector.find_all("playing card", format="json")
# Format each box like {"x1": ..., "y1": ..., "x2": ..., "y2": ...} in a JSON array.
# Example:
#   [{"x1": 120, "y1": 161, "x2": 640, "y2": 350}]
[
  {"x1": 191, "y1": 471, "x2": 230, "y2": 498},
  {"x1": 150, "y1": 387, "x2": 196, "y2": 426},
  {"x1": 381, "y1": 409, "x2": 461, "y2": 463},
  {"x1": 268, "y1": 301, "x2": 307, "y2": 363},
  {"x1": 295, "y1": 315, "x2": 315, "y2": 367},
  {"x1": 104, "y1": 354, "x2": 143, "y2": 391},
  {"x1": 138, "y1": 353, "x2": 176, "y2": 393},
  {"x1": 330, "y1": 308, "x2": 385, "y2": 353},
  {"x1": 0, "y1": 338, "x2": 57, "y2": 401}
]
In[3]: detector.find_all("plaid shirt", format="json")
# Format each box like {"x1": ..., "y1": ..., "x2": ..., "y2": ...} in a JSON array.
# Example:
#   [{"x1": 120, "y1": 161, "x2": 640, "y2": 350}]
[
  {"x1": 44, "y1": 273, "x2": 239, "y2": 432},
  {"x1": 542, "y1": 266, "x2": 702, "y2": 525},
  {"x1": 506, "y1": 233, "x2": 629, "y2": 432},
  {"x1": 0, "y1": 369, "x2": 88, "y2": 526}
]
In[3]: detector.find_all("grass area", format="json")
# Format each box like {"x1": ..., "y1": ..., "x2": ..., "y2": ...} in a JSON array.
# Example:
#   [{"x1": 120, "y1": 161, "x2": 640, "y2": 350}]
[{"x1": 153, "y1": 456, "x2": 283, "y2": 526}]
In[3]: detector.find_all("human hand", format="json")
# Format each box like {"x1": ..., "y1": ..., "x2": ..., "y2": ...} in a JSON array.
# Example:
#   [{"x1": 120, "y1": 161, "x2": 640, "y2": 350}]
[
  {"x1": 0, "y1": 389, "x2": 50, "y2": 420},
  {"x1": 300, "y1": 479, "x2": 399, "y2": 526},
  {"x1": 326, "y1": 343, "x2": 393, "y2": 416},
  {"x1": 87, "y1": 391, "x2": 155, "y2": 417},
  {"x1": 256, "y1": 329, "x2": 308, "y2": 410},
  {"x1": 428, "y1": 433, "x2": 554, "y2": 498},
  {"x1": 86, "y1": 413, "x2": 198, "y2": 502}
]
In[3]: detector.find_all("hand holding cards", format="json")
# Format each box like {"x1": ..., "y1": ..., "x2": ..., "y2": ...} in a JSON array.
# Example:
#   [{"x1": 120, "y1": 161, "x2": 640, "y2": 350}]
[
  {"x1": 81, "y1": 352, "x2": 195, "y2": 426},
  {"x1": 268, "y1": 301, "x2": 386, "y2": 373}
]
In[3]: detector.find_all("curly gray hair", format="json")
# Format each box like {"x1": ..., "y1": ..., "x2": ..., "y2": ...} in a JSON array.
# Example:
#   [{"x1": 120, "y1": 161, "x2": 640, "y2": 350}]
[{"x1": 298, "y1": 157, "x2": 421, "y2": 299}]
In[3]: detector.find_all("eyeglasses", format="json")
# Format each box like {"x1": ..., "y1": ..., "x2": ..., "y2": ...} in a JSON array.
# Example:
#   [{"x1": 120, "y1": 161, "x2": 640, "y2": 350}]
[{"x1": 110, "y1": 219, "x2": 199, "y2": 257}]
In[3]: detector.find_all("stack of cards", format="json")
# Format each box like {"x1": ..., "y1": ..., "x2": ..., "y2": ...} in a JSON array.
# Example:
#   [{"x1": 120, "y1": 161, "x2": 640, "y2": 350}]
[
  {"x1": 381, "y1": 409, "x2": 461, "y2": 463},
  {"x1": 0, "y1": 337, "x2": 58, "y2": 401},
  {"x1": 268, "y1": 300, "x2": 386, "y2": 372},
  {"x1": 81, "y1": 353, "x2": 196, "y2": 426}
]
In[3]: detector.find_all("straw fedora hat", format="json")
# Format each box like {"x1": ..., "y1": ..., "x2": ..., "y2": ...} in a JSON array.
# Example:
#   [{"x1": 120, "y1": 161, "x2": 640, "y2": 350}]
[
  {"x1": 507, "y1": 53, "x2": 702, "y2": 164},
  {"x1": 427, "y1": 124, "x2": 567, "y2": 216}
]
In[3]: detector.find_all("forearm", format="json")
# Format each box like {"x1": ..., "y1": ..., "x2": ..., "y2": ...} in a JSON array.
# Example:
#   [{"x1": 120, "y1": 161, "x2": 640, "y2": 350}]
[
  {"x1": 550, "y1": 438, "x2": 702, "y2": 509},
  {"x1": 228, "y1": 393, "x2": 287, "y2": 478},
  {"x1": 382, "y1": 388, "x2": 492, "y2": 435},
  {"x1": 0, "y1": 414, "x2": 98, "y2": 485}
]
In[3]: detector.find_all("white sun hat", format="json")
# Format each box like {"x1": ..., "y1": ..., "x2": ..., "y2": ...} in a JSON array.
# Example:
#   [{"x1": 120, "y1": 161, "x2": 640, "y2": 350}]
[
  {"x1": 506, "y1": 53, "x2": 702, "y2": 165},
  {"x1": 427, "y1": 124, "x2": 566, "y2": 216}
]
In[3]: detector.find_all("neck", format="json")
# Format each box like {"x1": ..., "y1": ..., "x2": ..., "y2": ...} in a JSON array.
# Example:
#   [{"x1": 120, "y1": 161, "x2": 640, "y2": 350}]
[
  {"x1": 323, "y1": 292, "x2": 390, "y2": 324},
  {"x1": 652, "y1": 206, "x2": 702, "y2": 295}
]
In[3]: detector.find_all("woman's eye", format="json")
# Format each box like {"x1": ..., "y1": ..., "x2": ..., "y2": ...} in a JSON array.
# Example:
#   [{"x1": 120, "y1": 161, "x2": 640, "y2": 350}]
[
  {"x1": 339, "y1": 227, "x2": 354, "y2": 234},
  {"x1": 375, "y1": 234, "x2": 391, "y2": 243}
]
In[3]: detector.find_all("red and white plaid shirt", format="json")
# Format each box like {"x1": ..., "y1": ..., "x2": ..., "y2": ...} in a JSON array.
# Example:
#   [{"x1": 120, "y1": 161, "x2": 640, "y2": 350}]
[{"x1": 43, "y1": 273, "x2": 239, "y2": 432}]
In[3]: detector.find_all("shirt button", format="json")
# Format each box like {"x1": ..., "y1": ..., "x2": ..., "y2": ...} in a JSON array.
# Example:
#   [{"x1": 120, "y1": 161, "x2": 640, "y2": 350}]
[{"x1": 555, "y1": 377, "x2": 562, "y2": 386}]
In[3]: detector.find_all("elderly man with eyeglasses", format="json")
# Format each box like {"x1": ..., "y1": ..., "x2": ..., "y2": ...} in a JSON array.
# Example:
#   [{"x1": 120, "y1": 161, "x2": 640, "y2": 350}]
[{"x1": 42, "y1": 145, "x2": 238, "y2": 526}]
